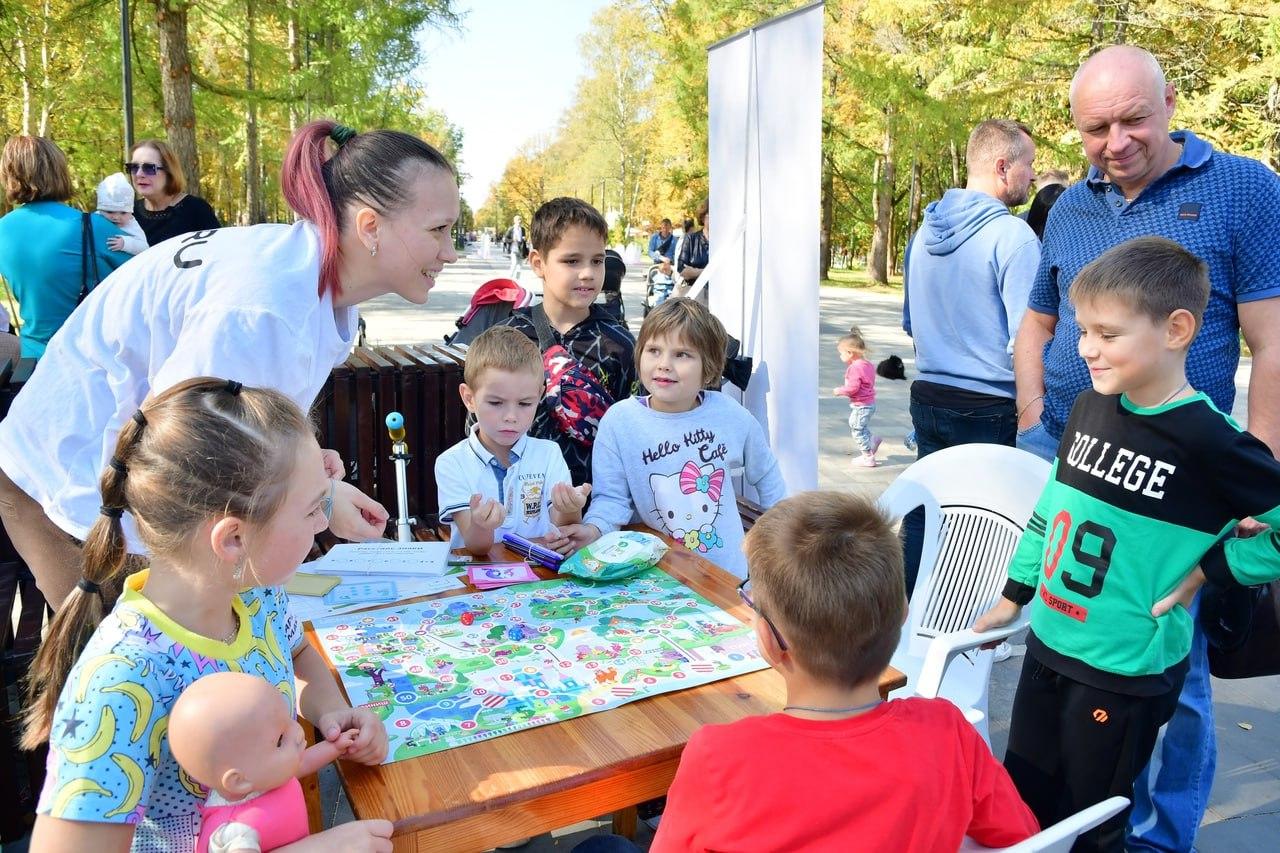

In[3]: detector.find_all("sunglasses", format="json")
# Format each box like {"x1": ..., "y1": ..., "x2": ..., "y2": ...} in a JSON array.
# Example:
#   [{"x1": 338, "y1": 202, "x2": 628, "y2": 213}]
[
  {"x1": 124, "y1": 162, "x2": 166, "y2": 177},
  {"x1": 737, "y1": 577, "x2": 788, "y2": 651}
]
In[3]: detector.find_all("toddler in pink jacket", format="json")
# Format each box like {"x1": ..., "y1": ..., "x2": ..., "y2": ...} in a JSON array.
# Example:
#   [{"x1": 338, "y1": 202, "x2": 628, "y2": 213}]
[{"x1": 833, "y1": 328, "x2": 880, "y2": 467}]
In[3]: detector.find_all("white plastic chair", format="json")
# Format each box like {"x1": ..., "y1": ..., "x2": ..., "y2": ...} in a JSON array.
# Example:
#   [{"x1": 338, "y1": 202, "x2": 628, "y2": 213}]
[
  {"x1": 959, "y1": 796, "x2": 1129, "y2": 852},
  {"x1": 879, "y1": 444, "x2": 1050, "y2": 743}
]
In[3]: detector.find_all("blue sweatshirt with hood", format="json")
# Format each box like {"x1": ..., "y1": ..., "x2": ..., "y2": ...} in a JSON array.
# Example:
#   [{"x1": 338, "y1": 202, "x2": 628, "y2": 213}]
[{"x1": 902, "y1": 188, "x2": 1040, "y2": 399}]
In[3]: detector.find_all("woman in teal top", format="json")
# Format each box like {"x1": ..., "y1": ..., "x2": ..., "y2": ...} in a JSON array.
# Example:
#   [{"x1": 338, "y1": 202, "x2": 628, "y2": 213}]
[{"x1": 0, "y1": 136, "x2": 130, "y2": 358}]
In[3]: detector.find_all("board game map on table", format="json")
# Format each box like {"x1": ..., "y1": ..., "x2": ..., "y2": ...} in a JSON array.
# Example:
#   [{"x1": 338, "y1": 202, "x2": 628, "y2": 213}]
[{"x1": 312, "y1": 567, "x2": 768, "y2": 763}]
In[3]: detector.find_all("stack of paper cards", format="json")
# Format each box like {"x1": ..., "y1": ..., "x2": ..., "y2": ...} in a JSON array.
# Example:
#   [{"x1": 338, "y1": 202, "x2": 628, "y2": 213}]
[
  {"x1": 288, "y1": 573, "x2": 463, "y2": 624},
  {"x1": 288, "y1": 541, "x2": 462, "y2": 624},
  {"x1": 466, "y1": 562, "x2": 540, "y2": 590},
  {"x1": 285, "y1": 573, "x2": 341, "y2": 597}
]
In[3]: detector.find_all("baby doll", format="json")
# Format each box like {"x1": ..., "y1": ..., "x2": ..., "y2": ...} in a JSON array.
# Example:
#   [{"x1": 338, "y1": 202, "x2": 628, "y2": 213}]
[{"x1": 170, "y1": 671, "x2": 358, "y2": 853}]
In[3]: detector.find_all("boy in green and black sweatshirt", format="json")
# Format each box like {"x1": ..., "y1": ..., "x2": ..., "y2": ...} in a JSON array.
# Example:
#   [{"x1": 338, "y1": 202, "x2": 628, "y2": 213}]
[{"x1": 976, "y1": 236, "x2": 1280, "y2": 853}]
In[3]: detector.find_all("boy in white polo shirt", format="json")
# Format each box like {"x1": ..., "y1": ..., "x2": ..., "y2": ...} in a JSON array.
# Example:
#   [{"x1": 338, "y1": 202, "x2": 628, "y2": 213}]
[{"x1": 436, "y1": 326, "x2": 590, "y2": 554}]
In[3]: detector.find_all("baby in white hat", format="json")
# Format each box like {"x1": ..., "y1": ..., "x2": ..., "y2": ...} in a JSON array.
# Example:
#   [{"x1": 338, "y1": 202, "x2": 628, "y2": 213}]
[{"x1": 96, "y1": 172, "x2": 148, "y2": 255}]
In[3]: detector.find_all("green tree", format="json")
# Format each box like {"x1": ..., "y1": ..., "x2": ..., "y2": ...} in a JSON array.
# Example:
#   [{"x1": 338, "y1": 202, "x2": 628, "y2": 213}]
[{"x1": 0, "y1": 0, "x2": 465, "y2": 222}]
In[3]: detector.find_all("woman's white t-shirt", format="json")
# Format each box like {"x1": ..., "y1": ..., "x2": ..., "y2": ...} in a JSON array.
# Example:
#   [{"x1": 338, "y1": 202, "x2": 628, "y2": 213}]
[{"x1": 0, "y1": 220, "x2": 356, "y2": 552}]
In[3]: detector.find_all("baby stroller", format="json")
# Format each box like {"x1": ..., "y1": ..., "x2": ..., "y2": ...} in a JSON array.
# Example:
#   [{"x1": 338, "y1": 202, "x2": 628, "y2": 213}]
[
  {"x1": 642, "y1": 263, "x2": 677, "y2": 317},
  {"x1": 445, "y1": 278, "x2": 534, "y2": 345}
]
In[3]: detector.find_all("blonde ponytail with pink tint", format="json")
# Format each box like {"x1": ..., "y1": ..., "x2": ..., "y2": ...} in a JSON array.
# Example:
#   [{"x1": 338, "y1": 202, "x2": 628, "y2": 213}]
[{"x1": 281, "y1": 120, "x2": 455, "y2": 299}]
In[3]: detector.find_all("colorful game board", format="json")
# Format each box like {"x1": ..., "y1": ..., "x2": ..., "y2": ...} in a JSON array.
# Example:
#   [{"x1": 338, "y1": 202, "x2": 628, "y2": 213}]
[{"x1": 312, "y1": 567, "x2": 768, "y2": 763}]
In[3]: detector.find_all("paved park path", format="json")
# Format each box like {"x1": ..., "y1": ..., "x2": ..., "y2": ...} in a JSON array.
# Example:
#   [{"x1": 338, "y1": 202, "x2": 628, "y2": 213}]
[{"x1": 333, "y1": 247, "x2": 1279, "y2": 851}]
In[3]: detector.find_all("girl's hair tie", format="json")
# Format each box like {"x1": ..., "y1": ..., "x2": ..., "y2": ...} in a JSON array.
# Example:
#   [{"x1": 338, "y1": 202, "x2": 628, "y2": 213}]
[{"x1": 99, "y1": 505, "x2": 124, "y2": 519}]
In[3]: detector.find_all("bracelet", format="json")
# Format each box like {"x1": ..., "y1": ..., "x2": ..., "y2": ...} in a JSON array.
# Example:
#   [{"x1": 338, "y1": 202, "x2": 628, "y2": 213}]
[
  {"x1": 322, "y1": 479, "x2": 336, "y2": 522},
  {"x1": 1017, "y1": 395, "x2": 1044, "y2": 421}
]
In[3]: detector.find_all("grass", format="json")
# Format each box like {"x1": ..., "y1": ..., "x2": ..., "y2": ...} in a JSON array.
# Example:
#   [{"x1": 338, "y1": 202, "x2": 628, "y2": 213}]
[{"x1": 821, "y1": 267, "x2": 903, "y2": 294}]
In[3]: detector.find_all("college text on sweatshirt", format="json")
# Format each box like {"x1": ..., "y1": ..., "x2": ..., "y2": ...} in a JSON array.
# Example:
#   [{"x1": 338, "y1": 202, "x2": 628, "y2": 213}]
[{"x1": 1003, "y1": 391, "x2": 1280, "y2": 693}]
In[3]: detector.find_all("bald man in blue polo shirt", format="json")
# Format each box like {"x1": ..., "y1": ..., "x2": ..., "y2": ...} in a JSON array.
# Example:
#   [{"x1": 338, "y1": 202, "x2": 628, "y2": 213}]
[{"x1": 1012, "y1": 45, "x2": 1280, "y2": 852}]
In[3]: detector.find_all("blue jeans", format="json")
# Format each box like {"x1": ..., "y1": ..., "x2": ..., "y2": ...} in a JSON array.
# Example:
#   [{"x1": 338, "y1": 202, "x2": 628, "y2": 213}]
[
  {"x1": 848, "y1": 403, "x2": 877, "y2": 454},
  {"x1": 1015, "y1": 419, "x2": 1060, "y2": 462},
  {"x1": 1127, "y1": 592, "x2": 1215, "y2": 853},
  {"x1": 901, "y1": 397, "x2": 1016, "y2": 594}
]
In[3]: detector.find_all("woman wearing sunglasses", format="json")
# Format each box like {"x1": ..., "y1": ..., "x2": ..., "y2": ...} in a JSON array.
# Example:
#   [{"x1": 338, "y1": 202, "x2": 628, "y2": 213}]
[
  {"x1": 126, "y1": 138, "x2": 221, "y2": 245},
  {"x1": 0, "y1": 120, "x2": 461, "y2": 611}
]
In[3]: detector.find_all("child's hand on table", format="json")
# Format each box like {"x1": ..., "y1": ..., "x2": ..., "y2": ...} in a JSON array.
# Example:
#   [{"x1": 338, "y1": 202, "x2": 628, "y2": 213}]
[
  {"x1": 468, "y1": 493, "x2": 507, "y2": 531},
  {"x1": 551, "y1": 482, "x2": 591, "y2": 515},
  {"x1": 317, "y1": 706, "x2": 389, "y2": 765},
  {"x1": 544, "y1": 522, "x2": 601, "y2": 556}
]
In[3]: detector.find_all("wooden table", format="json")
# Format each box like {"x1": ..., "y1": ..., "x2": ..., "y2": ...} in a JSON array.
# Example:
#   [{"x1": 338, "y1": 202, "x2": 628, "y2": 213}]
[{"x1": 305, "y1": 542, "x2": 907, "y2": 852}]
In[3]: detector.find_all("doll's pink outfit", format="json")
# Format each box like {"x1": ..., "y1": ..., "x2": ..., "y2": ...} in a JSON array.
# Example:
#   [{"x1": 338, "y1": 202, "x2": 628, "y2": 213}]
[{"x1": 197, "y1": 777, "x2": 308, "y2": 853}]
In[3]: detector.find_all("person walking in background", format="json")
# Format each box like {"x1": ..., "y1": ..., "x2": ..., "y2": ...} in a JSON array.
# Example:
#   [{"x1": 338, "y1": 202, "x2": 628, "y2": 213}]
[
  {"x1": 833, "y1": 328, "x2": 880, "y2": 468},
  {"x1": 645, "y1": 216, "x2": 675, "y2": 268},
  {"x1": 900, "y1": 119, "x2": 1040, "y2": 591},
  {"x1": 505, "y1": 214, "x2": 526, "y2": 277},
  {"x1": 676, "y1": 201, "x2": 709, "y2": 304},
  {"x1": 673, "y1": 216, "x2": 694, "y2": 268},
  {"x1": 647, "y1": 217, "x2": 677, "y2": 310},
  {"x1": 648, "y1": 217, "x2": 676, "y2": 266},
  {"x1": 0, "y1": 136, "x2": 131, "y2": 358},
  {"x1": 95, "y1": 172, "x2": 148, "y2": 255},
  {"x1": 1012, "y1": 46, "x2": 1280, "y2": 852},
  {"x1": 127, "y1": 138, "x2": 220, "y2": 245},
  {"x1": 1024, "y1": 169, "x2": 1070, "y2": 241}
]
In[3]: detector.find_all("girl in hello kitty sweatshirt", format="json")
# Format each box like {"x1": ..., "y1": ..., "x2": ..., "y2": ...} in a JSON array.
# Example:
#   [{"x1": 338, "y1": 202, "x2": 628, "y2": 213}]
[{"x1": 571, "y1": 298, "x2": 786, "y2": 578}]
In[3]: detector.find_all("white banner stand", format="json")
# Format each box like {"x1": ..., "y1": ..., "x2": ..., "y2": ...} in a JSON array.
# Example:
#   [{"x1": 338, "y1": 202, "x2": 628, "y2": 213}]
[{"x1": 705, "y1": 1, "x2": 822, "y2": 494}]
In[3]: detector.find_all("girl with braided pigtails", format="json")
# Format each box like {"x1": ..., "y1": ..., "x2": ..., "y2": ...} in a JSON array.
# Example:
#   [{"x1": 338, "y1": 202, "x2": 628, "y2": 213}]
[{"x1": 24, "y1": 378, "x2": 392, "y2": 853}]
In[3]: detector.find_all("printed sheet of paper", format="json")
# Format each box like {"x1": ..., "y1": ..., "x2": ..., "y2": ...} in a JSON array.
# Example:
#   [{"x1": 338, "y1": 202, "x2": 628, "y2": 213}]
[
  {"x1": 308, "y1": 542, "x2": 452, "y2": 577},
  {"x1": 313, "y1": 568, "x2": 768, "y2": 763}
]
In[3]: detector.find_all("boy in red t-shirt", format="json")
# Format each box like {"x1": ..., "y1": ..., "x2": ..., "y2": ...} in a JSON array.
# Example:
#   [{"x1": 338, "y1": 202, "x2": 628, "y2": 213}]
[{"x1": 651, "y1": 491, "x2": 1039, "y2": 852}]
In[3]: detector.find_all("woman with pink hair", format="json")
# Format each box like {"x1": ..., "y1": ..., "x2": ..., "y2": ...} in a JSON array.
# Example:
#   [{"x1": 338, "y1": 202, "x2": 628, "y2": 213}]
[{"x1": 0, "y1": 120, "x2": 460, "y2": 608}]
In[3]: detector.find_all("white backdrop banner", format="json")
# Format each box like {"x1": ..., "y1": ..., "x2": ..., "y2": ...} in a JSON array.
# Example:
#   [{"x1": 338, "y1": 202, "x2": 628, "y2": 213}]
[{"x1": 706, "y1": 1, "x2": 822, "y2": 493}]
